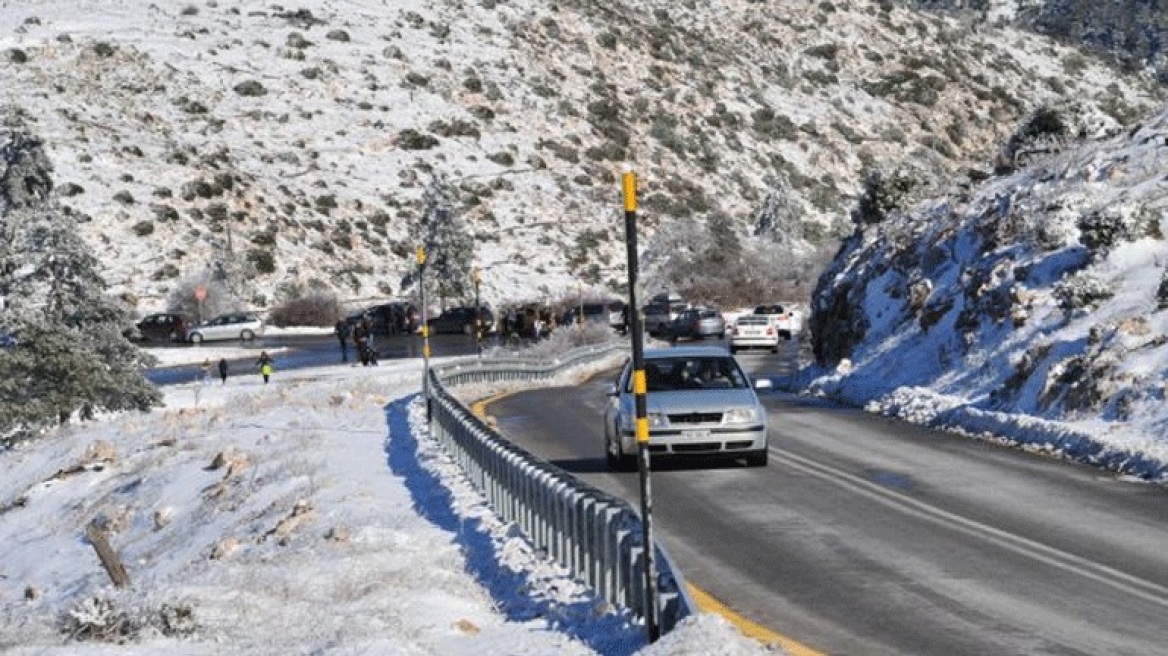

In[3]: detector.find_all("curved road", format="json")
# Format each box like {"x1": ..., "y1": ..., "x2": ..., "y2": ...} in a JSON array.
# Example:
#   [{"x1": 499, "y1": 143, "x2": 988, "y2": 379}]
[{"x1": 485, "y1": 347, "x2": 1168, "y2": 655}]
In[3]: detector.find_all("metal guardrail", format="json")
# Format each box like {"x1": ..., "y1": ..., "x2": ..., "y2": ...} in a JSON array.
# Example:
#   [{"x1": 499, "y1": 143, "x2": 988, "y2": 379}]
[{"x1": 426, "y1": 341, "x2": 694, "y2": 634}]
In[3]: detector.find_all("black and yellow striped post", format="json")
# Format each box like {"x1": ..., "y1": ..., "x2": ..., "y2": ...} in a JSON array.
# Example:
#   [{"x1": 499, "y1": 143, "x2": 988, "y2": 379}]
[
  {"x1": 417, "y1": 246, "x2": 432, "y2": 422},
  {"x1": 623, "y1": 171, "x2": 660, "y2": 642}
]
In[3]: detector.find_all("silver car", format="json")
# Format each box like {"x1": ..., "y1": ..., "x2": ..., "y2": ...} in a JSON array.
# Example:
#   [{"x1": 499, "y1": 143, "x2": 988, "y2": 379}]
[
  {"x1": 603, "y1": 346, "x2": 772, "y2": 469},
  {"x1": 729, "y1": 315, "x2": 780, "y2": 354},
  {"x1": 185, "y1": 311, "x2": 264, "y2": 343},
  {"x1": 666, "y1": 307, "x2": 726, "y2": 342}
]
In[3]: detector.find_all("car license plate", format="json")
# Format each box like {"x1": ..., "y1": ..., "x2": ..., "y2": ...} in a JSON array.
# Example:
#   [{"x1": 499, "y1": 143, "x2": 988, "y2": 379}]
[{"x1": 681, "y1": 429, "x2": 710, "y2": 439}]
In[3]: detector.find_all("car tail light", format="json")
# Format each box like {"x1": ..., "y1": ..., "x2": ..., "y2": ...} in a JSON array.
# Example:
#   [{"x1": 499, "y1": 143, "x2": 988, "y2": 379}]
[{"x1": 766, "y1": 327, "x2": 775, "y2": 336}]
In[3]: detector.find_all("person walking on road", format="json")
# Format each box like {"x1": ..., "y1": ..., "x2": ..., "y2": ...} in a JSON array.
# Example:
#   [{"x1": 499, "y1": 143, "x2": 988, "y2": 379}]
[
  {"x1": 256, "y1": 351, "x2": 274, "y2": 384},
  {"x1": 218, "y1": 358, "x2": 229, "y2": 385},
  {"x1": 334, "y1": 319, "x2": 351, "y2": 363}
]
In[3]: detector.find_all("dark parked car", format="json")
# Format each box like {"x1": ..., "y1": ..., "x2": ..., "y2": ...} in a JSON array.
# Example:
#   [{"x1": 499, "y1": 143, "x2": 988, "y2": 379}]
[
  {"x1": 429, "y1": 306, "x2": 495, "y2": 335},
  {"x1": 643, "y1": 301, "x2": 687, "y2": 337},
  {"x1": 346, "y1": 302, "x2": 420, "y2": 335},
  {"x1": 133, "y1": 313, "x2": 192, "y2": 342}
]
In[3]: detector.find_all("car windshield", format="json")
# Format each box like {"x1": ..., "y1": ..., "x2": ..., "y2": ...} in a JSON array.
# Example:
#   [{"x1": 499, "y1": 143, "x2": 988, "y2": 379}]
[{"x1": 630, "y1": 356, "x2": 749, "y2": 392}]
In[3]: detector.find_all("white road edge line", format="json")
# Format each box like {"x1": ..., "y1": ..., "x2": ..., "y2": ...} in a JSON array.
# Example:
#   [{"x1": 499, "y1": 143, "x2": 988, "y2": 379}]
[{"x1": 778, "y1": 448, "x2": 1168, "y2": 608}]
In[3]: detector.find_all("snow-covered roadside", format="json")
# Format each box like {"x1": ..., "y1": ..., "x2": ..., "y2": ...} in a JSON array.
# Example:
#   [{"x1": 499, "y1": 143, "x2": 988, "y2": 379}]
[{"x1": 1, "y1": 348, "x2": 773, "y2": 655}]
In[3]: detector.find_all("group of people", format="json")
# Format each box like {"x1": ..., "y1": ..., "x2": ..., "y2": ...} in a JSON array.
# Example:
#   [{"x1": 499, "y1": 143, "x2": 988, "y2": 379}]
[
  {"x1": 334, "y1": 317, "x2": 379, "y2": 366},
  {"x1": 200, "y1": 358, "x2": 231, "y2": 385}
]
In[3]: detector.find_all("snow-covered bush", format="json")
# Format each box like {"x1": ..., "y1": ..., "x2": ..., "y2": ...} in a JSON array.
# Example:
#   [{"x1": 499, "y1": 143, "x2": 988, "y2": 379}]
[
  {"x1": 1076, "y1": 203, "x2": 1160, "y2": 254},
  {"x1": 61, "y1": 596, "x2": 134, "y2": 642},
  {"x1": 1052, "y1": 271, "x2": 1114, "y2": 314},
  {"x1": 268, "y1": 291, "x2": 340, "y2": 327}
]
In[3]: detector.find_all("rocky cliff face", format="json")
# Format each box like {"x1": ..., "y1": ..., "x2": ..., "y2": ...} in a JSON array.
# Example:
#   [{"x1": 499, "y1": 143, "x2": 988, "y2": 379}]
[{"x1": 810, "y1": 104, "x2": 1168, "y2": 422}]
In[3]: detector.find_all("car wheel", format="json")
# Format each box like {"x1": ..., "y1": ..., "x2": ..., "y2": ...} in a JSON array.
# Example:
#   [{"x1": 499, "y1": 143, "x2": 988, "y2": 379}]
[
  {"x1": 606, "y1": 436, "x2": 637, "y2": 472},
  {"x1": 745, "y1": 450, "x2": 768, "y2": 467},
  {"x1": 606, "y1": 448, "x2": 620, "y2": 469},
  {"x1": 241, "y1": 329, "x2": 255, "y2": 341},
  {"x1": 189, "y1": 333, "x2": 203, "y2": 344}
]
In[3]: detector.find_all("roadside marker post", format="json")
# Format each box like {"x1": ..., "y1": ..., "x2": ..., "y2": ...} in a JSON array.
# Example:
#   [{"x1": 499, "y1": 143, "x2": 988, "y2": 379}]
[
  {"x1": 418, "y1": 246, "x2": 431, "y2": 423},
  {"x1": 623, "y1": 171, "x2": 660, "y2": 643}
]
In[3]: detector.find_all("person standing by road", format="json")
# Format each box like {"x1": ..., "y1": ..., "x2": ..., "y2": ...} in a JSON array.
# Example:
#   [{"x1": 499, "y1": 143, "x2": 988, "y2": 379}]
[
  {"x1": 200, "y1": 358, "x2": 212, "y2": 387},
  {"x1": 334, "y1": 319, "x2": 351, "y2": 363},
  {"x1": 218, "y1": 358, "x2": 229, "y2": 385},
  {"x1": 352, "y1": 319, "x2": 369, "y2": 367},
  {"x1": 256, "y1": 351, "x2": 274, "y2": 384}
]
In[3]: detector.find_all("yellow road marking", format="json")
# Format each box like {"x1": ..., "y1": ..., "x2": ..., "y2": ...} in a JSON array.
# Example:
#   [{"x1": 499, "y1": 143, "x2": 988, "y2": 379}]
[
  {"x1": 470, "y1": 390, "x2": 512, "y2": 428},
  {"x1": 688, "y1": 583, "x2": 826, "y2": 655},
  {"x1": 474, "y1": 392, "x2": 826, "y2": 655}
]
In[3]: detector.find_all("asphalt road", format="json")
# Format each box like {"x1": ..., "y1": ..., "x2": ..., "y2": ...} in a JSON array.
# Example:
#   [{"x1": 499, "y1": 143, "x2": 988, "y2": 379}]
[{"x1": 485, "y1": 347, "x2": 1168, "y2": 655}]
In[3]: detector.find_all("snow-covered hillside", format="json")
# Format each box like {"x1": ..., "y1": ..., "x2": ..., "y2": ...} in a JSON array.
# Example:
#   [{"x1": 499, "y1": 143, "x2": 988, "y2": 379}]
[
  {"x1": 1, "y1": 0, "x2": 1160, "y2": 315},
  {"x1": 807, "y1": 105, "x2": 1168, "y2": 482}
]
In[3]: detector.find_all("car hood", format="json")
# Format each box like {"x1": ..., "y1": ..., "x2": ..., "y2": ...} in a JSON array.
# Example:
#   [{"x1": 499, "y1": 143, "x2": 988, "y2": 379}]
[{"x1": 629, "y1": 388, "x2": 761, "y2": 413}]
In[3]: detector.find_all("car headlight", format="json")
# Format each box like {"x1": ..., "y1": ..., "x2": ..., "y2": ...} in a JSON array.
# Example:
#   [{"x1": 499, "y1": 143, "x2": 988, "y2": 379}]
[
  {"x1": 619, "y1": 411, "x2": 669, "y2": 432},
  {"x1": 723, "y1": 408, "x2": 761, "y2": 424}
]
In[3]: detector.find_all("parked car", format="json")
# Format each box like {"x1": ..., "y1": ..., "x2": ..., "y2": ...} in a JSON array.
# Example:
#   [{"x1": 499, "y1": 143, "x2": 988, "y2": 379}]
[
  {"x1": 642, "y1": 301, "x2": 687, "y2": 337},
  {"x1": 666, "y1": 307, "x2": 726, "y2": 342},
  {"x1": 133, "y1": 312, "x2": 192, "y2": 342},
  {"x1": 603, "y1": 346, "x2": 772, "y2": 469},
  {"x1": 429, "y1": 306, "x2": 495, "y2": 335},
  {"x1": 346, "y1": 302, "x2": 420, "y2": 335},
  {"x1": 752, "y1": 304, "x2": 802, "y2": 341},
  {"x1": 607, "y1": 300, "x2": 629, "y2": 334},
  {"x1": 562, "y1": 300, "x2": 624, "y2": 329},
  {"x1": 729, "y1": 314, "x2": 780, "y2": 354},
  {"x1": 185, "y1": 311, "x2": 264, "y2": 344}
]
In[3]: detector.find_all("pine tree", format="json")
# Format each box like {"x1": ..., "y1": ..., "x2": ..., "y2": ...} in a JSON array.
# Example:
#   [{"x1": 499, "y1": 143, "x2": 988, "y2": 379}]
[
  {"x1": 403, "y1": 175, "x2": 475, "y2": 307},
  {"x1": 0, "y1": 128, "x2": 161, "y2": 445}
]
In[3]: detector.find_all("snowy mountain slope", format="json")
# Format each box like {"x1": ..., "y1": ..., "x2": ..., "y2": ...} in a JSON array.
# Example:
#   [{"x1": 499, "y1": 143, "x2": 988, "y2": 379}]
[
  {"x1": 807, "y1": 105, "x2": 1168, "y2": 481},
  {"x1": 1, "y1": 0, "x2": 1160, "y2": 315}
]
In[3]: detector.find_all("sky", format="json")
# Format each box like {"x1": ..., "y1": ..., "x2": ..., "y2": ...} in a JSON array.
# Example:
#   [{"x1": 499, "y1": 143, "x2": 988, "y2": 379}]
[{"x1": 0, "y1": 334, "x2": 780, "y2": 656}]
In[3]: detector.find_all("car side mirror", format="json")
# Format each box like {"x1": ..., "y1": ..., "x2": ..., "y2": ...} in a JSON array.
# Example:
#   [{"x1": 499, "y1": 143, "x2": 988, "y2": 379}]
[
  {"x1": 753, "y1": 378, "x2": 773, "y2": 390},
  {"x1": 607, "y1": 383, "x2": 620, "y2": 397}
]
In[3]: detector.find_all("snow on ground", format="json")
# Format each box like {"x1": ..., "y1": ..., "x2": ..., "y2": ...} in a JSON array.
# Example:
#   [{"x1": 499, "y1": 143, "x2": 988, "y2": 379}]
[{"x1": 0, "y1": 347, "x2": 777, "y2": 655}]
